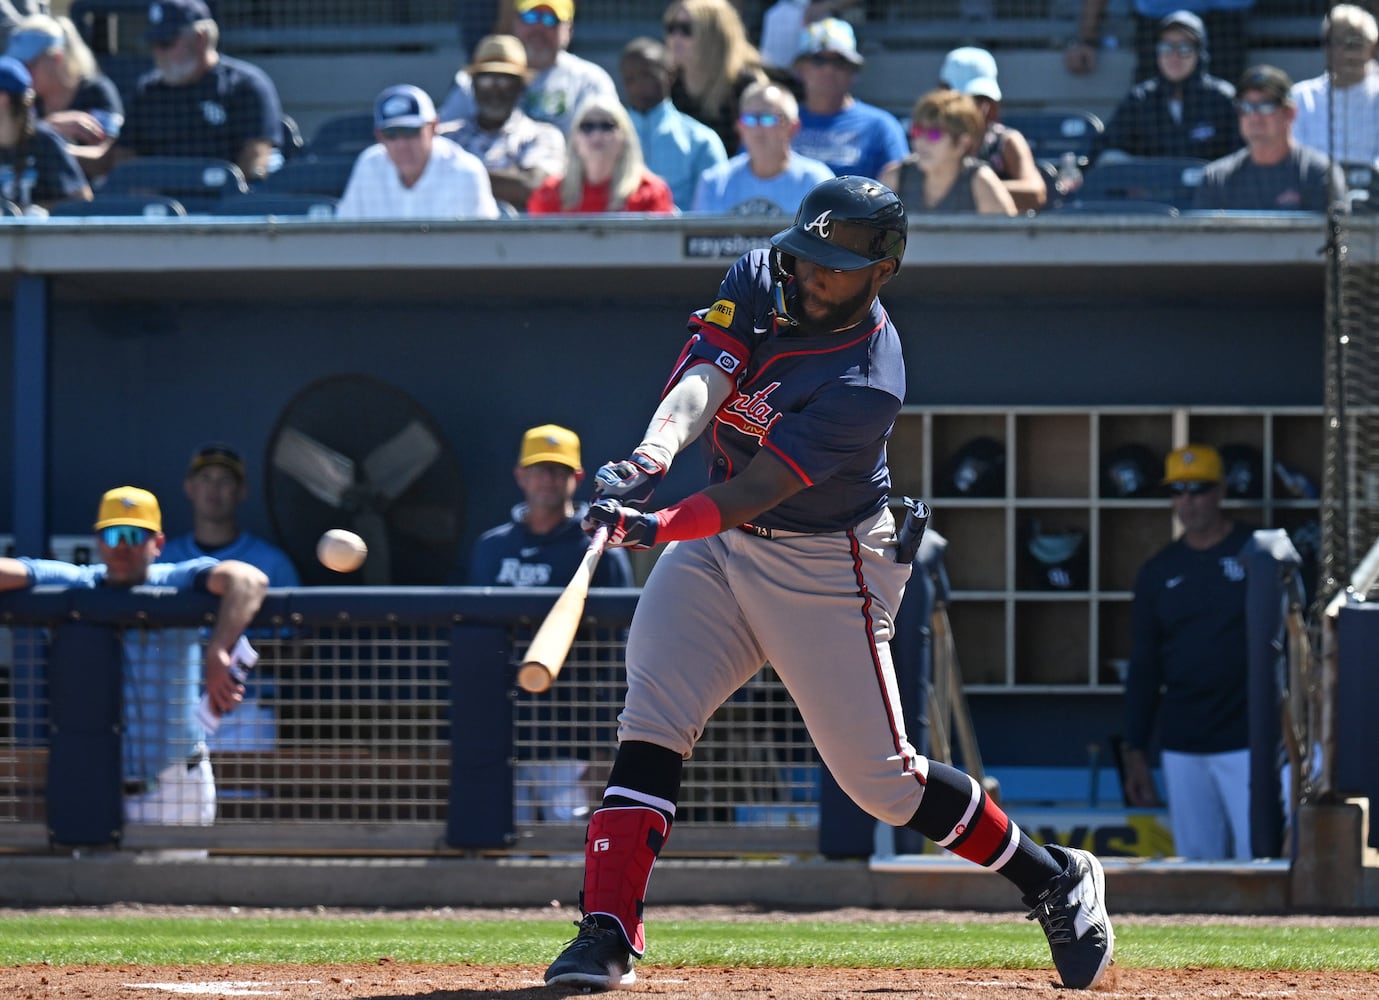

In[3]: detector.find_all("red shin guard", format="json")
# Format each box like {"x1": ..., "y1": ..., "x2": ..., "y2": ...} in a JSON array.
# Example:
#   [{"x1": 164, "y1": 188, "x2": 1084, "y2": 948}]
[{"x1": 580, "y1": 806, "x2": 671, "y2": 956}]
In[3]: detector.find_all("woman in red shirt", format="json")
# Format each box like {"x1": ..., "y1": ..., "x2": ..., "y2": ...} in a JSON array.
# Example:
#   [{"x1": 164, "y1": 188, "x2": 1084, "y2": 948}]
[{"x1": 526, "y1": 96, "x2": 675, "y2": 214}]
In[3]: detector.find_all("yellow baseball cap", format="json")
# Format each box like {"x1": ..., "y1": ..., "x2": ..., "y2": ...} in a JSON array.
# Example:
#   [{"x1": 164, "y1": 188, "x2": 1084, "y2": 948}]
[
  {"x1": 519, "y1": 424, "x2": 581, "y2": 470},
  {"x1": 1162, "y1": 444, "x2": 1223, "y2": 485},
  {"x1": 516, "y1": 0, "x2": 573, "y2": 22},
  {"x1": 94, "y1": 486, "x2": 163, "y2": 531}
]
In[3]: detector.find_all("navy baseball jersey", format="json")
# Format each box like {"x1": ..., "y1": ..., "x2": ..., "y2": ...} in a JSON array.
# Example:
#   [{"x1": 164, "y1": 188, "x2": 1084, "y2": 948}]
[
  {"x1": 465, "y1": 504, "x2": 634, "y2": 588},
  {"x1": 0, "y1": 119, "x2": 88, "y2": 206},
  {"x1": 668, "y1": 248, "x2": 905, "y2": 533},
  {"x1": 119, "y1": 55, "x2": 283, "y2": 162}
]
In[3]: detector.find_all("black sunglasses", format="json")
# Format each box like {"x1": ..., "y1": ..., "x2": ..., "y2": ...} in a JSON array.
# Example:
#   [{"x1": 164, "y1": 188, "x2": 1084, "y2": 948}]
[
  {"x1": 1166, "y1": 481, "x2": 1215, "y2": 496},
  {"x1": 664, "y1": 20, "x2": 693, "y2": 37},
  {"x1": 578, "y1": 119, "x2": 619, "y2": 134}
]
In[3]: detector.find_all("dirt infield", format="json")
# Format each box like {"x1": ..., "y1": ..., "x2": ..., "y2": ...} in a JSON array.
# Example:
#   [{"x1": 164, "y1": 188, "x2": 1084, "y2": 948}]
[{"x1": 4, "y1": 964, "x2": 1379, "y2": 998}]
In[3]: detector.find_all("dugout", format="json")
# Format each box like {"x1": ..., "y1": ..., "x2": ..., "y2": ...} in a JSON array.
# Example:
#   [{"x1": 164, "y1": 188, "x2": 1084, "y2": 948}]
[{"x1": 0, "y1": 213, "x2": 1329, "y2": 789}]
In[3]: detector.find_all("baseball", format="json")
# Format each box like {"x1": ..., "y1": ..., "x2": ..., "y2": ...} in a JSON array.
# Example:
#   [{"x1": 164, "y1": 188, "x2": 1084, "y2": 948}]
[{"x1": 317, "y1": 528, "x2": 367, "y2": 573}]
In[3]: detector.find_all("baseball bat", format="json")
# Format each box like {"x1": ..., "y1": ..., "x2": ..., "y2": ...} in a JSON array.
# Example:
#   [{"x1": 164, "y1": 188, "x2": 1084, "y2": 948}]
[{"x1": 516, "y1": 526, "x2": 609, "y2": 694}]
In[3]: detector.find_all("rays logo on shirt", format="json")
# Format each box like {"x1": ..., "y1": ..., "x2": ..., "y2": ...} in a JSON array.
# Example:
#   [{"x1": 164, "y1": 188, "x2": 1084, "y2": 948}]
[
  {"x1": 496, "y1": 558, "x2": 553, "y2": 586},
  {"x1": 1219, "y1": 556, "x2": 1245, "y2": 582},
  {"x1": 201, "y1": 101, "x2": 227, "y2": 126},
  {"x1": 720, "y1": 380, "x2": 783, "y2": 440},
  {"x1": 0, "y1": 161, "x2": 37, "y2": 207}
]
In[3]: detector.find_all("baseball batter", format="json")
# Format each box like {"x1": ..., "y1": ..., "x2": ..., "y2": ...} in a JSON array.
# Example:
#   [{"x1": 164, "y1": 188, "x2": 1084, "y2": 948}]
[{"x1": 542, "y1": 176, "x2": 1114, "y2": 991}]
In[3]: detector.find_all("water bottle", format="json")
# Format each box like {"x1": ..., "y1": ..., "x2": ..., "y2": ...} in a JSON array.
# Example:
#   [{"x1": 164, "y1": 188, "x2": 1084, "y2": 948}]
[
  {"x1": 1055, "y1": 151, "x2": 1084, "y2": 198},
  {"x1": 195, "y1": 635, "x2": 260, "y2": 734}
]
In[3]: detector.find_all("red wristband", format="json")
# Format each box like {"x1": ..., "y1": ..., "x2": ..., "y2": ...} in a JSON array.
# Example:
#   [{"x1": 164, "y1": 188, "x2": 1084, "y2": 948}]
[{"x1": 652, "y1": 492, "x2": 722, "y2": 543}]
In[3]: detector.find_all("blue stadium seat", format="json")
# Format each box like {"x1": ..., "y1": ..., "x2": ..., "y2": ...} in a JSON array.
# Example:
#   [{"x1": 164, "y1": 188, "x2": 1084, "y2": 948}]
[
  {"x1": 212, "y1": 194, "x2": 338, "y2": 218},
  {"x1": 1343, "y1": 161, "x2": 1377, "y2": 213},
  {"x1": 253, "y1": 157, "x2": 357, "y2": 198},
  {"x1": 1076, "y1": 157, "x2": 1209, "y2": 211},
  {"x1": 1001, "y1": 108, "x2": 1105, "y2": 165},
  {"x1": 49, "y1": 194, "x2": 188, "y2": 218},
  {"x1": 99, "y1": 156, "x2": 249, "y2": 211},
  {"x1": 1052, "y1": 199, "x2": 1180, "y2": 216},
  {"x1": 304, "y1": 113, "x2": 377, "y2": 160}
]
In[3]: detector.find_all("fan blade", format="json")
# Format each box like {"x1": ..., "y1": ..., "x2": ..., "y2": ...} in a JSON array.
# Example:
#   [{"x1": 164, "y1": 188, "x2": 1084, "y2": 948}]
[
  {"x1": 363, "y1": 420, "x2": 441, "y2": 504},
  {"x1": 273, "y1": 427, "x2": 356, "y2": 507},
  {"x1": 352, "y1": 511, "x2": 392, "y2": 586}
]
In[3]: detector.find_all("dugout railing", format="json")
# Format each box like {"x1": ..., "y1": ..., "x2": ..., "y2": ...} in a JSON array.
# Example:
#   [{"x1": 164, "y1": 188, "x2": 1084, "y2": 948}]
[{"x1": 0, "y1": 587, "x2": 819, "y2": 856}]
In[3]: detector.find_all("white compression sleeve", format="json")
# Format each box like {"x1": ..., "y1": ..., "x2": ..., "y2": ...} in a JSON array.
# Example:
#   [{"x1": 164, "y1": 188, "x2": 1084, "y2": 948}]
[{"x1": 634, "y1": 366, "x2": 734, "y2": 470}]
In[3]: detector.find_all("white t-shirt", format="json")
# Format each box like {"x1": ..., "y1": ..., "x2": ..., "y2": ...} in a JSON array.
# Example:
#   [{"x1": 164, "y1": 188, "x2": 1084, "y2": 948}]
[
  {"x1": 1291, "y1": 68, "x2": 1379, "y2": 167},
  {"x1": 438, "y1": 50, "x2": 618, "y2": 137},
  {"x1": 336, "y1": 137, "x2": 501, "y2": 219}
]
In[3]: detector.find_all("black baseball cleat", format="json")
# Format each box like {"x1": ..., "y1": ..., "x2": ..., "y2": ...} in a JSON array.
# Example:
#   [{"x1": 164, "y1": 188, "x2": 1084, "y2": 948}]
[
  {"x1": 1024, "y1": 844, "x2": 1115, "y2": 989},
  {"x1": 544, "y1": 914, "x2": 636, "y2": 991}
]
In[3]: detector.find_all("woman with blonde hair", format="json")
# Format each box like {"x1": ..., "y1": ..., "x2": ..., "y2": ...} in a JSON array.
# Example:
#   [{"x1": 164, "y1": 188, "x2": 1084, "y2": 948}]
[
  {"x1": 663, "y1": 0, "x2": 768, "y2": 154},
  {"x1": 880, "y1": 89, "x2": 1017, "y2": 215},
  {"x1": 526, "y1": 95, "x2": 675, "y2": 214},
  {"x1": 4, "y1": 13, "x2": 124, "y2": 171}
]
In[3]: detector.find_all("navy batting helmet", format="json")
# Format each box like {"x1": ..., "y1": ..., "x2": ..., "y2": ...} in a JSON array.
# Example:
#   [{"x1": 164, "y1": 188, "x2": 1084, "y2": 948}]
[{"x1": 770, "y1": 175, "x2": 907, "y2": 272}]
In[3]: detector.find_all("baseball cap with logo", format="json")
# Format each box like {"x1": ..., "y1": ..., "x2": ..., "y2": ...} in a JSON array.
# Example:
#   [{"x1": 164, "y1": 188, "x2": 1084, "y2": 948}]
[
  {"x1": 795, "y1": 17, "x2": 864, "y2": 68},
  {"x1": 466, "y1": 34, "x2": 530, "y2": 78},
  {"x1": 374, "y1": 84, "x2": 437, "y2": 130},
  {"x1": 519, "y1": 424, "x2": 581, "y2": 470},
  {"x1": 1236, "y1": 64, "x2": 1293, "y2": 104},
  {"x1": 1162, "y1": 444, "x2": 1224, "y2": 484},
  {"x1": 516, "y1": 0, "x2": 574, "y2": 22},
  {"x1": 0, "y1": 55, "x2": 31, "y2": 96},
  {"x1": 940, "y1": 47, "x2": 1002, "y2": 102},
  {"x1": 145, "y1": 0, "x2": 212, "y2": 45},
  {"x1": 94, "y1": 486, "x2": 163, "y2": 532},
  {"x1": 5, "y1": 22, "x2": 64, "y2": 65},
  {"x1": 187, "y1": 442, "x2": 246, "y2": 480}
]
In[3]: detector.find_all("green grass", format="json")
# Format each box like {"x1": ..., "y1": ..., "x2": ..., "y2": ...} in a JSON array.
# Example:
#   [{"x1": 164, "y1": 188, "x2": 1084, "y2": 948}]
[{"x1": 0, "y1": 918, "x2": 1376, "y2": 971}]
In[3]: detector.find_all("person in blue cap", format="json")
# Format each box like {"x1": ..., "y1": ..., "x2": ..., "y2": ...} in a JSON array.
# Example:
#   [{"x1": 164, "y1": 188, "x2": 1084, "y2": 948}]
[
  {"x1": 0, "y1": 53, "x2": 90, "y2": 212},
  {"x1": 103, "y1": 0, "x2": 283, "y2": 183}
]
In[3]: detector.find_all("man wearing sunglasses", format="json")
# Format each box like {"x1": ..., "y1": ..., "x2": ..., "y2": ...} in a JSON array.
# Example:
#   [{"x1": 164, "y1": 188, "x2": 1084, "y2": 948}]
[
  {"x1": 790, "y1": 18, "x2": 907, "y2": 182},
  {"x1": 337, "y1": 83, "x2": 499, "y2": 220},
  {"x1": 1290, "y1": 4, "x2": 1379, "y2": 168},
  {"x1": 0, "y1": 486, "x2": 268, "y2": 826},
  {"x1": 438, "y1": 0, "x2": 617, "y2": 139},
  {"x1": 1123, "y1": 445, "x2": 1256, "y2": 860},
  {"x1": 1192, "y1": 64, "x2": 1346, "y2": 211},
  {"x1": 691, "y1": 79, "x2": 832, "y2": 215},
  {"x1": 103, "y1": 0, "x2": 283, "y2": 183}
]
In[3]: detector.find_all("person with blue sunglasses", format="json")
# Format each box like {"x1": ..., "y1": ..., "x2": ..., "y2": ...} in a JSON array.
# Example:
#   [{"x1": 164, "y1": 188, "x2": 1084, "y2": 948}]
[
  {"x1": 438, "y1": 0, "x2": 617, "y2": 139},
  {"x1": 0, "y1": 486, "x2": 268, "y2": 827},
  {"x1": 690, "y1": 79, "x2": 832, "y2": 215}
]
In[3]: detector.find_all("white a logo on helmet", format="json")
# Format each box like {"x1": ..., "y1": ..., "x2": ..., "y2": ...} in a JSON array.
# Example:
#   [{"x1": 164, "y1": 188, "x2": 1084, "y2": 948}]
[{"x1": 804, "y1": 209, "x2": 832, "y2": 238}]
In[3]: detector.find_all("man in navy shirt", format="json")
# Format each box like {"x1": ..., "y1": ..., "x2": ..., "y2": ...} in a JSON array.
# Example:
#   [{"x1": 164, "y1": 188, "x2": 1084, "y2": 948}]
[{"x1": 105, "y1": 0, "x2": 282, "y2": 182}]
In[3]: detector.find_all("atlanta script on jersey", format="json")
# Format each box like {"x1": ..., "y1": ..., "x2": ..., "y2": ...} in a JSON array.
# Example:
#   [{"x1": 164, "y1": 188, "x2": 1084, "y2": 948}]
[{"x1": 660, "y1": 249, "x2": 905, "y2": 534}]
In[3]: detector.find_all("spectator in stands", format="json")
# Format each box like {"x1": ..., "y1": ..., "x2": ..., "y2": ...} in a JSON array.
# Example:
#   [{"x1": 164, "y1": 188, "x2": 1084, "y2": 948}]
[
  {"x1": 0, "y1": 54, "x2": 90, "y2": 213},
  {"x1": 1192, "y1": 65, "x2": 1346, "y2": 212},
  {"x1": 791, "y1": 18, "x2": 908, "y2": 181},
  {"x1": 337, "y1": 84, "x2": 500, "y2": 220},
  {"x1": 439, "y1": 33, "x2": 565, "y2": 210},
  {"x1": 880, "y1": 89, "x2": 1017, "y2": 216},
  {"x1": 162, "y1": 443, "x2": 299, "y2": 587},
  {"x1": 1290, "y1": 4, "x2": 1379, "y2": 168},
  {"x1": 1123, "y1": 446, "x2": 1255, "y2": 859},
  {"x1": 663, "y1": 0, "x2": 769, "y2": 155},
  {"x1": 526, "y1": 94, "x2": 675, "y2": 214},
  {"x1": 1066, "y1": 0, "x2": 1251, "y2": 89},
  {"x1": 6, "y1": 14, "x2": 123, "y2": 176},
  {"x1": 0, "y1": 486, "x2": 268, "y2": 826},
  {"x1": 620, "y1": 36, "x2": 726, "y2": 211},
  {"x1": 439, "y1": 0, "x2": 619, "y2": 138},
  {"x1": 757, "y1": 0, "x2": 864, "y2": 73},
  {"x1": 938, "y1": 47, "x2": 1046, "y2": 213},
  {"x1": 1093, "y1": 12, "x2": 1240, "y2": 164},
  {"x1": 105, "y1": 0, "x2": 282, "y2": 184},
  {"x1": 691, "y1": 79, "x2": 832, "y2": 214}
]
